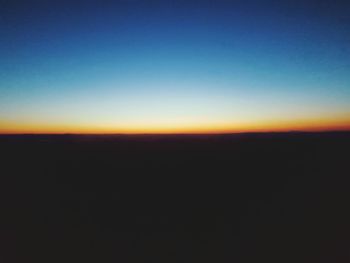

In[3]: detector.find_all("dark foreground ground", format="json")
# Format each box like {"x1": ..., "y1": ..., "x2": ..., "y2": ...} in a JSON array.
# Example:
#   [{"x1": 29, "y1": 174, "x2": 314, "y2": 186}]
[{"x1": 0, "y1": 132, "x2": 349, "y2": 263}]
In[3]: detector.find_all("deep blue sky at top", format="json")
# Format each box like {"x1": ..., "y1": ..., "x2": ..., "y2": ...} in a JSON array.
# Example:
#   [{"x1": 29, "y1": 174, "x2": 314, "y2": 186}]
[{"x1": 1, "y1": 0, "x2": 350, "y2": 130}]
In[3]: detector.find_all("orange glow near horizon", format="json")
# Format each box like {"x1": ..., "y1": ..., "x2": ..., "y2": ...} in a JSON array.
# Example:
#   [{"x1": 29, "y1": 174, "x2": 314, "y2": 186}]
[{"x1": 1, "y1": 116, "x2": 350, "y2": 134}]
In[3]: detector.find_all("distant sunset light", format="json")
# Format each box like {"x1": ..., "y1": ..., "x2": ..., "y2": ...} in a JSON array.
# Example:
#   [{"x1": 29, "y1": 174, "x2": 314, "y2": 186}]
[{"x1": 1, "y1": 1, "x2": 350, "y2": 134}]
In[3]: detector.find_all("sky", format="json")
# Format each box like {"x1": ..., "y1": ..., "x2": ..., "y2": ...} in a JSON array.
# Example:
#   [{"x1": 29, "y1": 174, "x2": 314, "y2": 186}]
[{"x1": 1, "y1": 0, "x2": 350, "y2": 133}]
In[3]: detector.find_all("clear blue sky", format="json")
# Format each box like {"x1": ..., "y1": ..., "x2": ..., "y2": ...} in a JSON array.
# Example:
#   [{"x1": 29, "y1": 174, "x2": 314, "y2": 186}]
[{"x1": 1, "y1": 0, "x2": 350, "y2": 132}]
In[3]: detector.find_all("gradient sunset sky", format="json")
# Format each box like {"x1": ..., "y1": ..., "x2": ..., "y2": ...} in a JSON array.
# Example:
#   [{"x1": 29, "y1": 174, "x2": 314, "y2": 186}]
[{"x1": 1, "y1": 0, "x2": 350, "y2": 133}]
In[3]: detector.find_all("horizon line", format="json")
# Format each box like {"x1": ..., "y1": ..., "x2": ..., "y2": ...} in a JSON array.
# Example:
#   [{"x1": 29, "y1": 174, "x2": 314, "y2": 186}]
[{"x1": 1, "y1": 129, "x2": 350, "y2": 136}]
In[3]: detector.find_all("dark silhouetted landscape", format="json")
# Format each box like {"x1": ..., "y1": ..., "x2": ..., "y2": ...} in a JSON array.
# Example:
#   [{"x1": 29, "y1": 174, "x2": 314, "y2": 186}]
[{"x1": 0, "y1": 132, "x2": 349, "y2": 262}]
